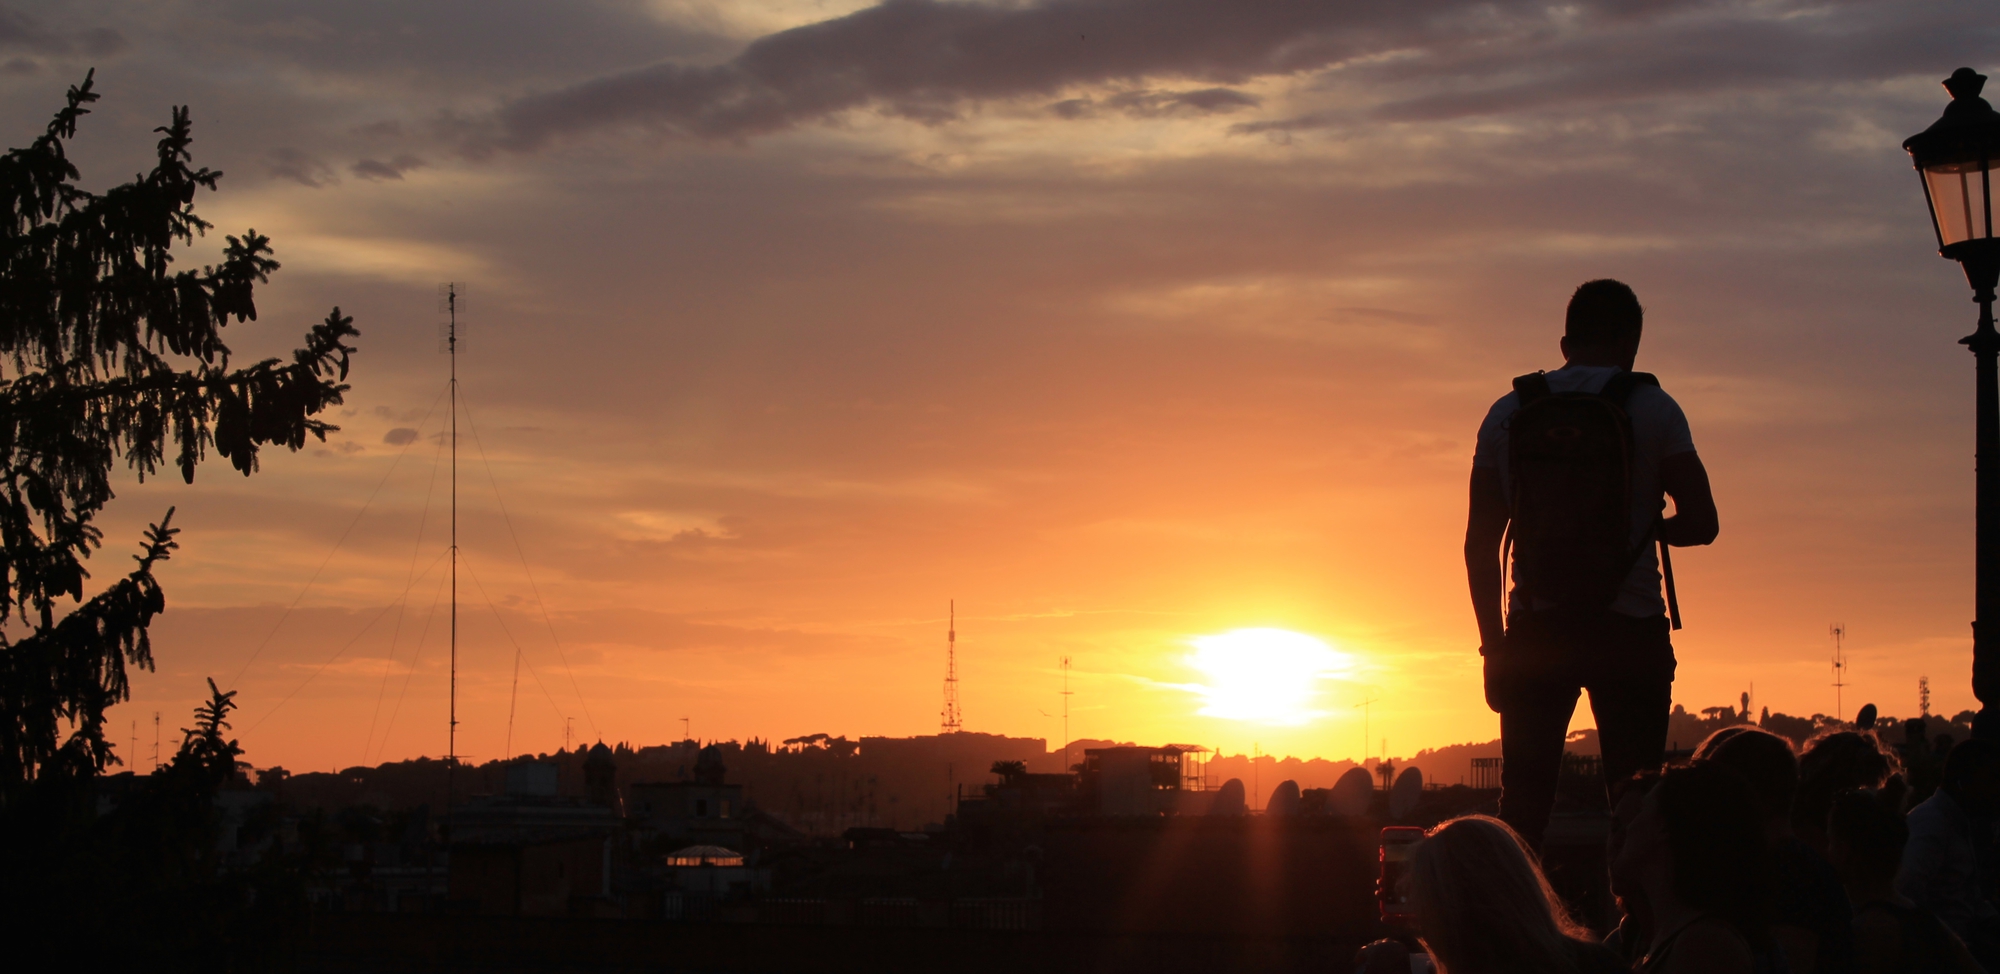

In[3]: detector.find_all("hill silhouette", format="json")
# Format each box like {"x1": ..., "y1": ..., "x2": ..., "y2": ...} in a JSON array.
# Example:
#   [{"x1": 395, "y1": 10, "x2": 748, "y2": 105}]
[{"x1": 262, "y1": 698, "x2": 1967, "y2": 832}]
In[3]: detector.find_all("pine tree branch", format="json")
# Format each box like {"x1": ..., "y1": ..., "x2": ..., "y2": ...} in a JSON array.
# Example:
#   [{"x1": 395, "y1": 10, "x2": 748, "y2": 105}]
[{"x1": 0, "y1": 509, "x2": 174, "y2": 786}]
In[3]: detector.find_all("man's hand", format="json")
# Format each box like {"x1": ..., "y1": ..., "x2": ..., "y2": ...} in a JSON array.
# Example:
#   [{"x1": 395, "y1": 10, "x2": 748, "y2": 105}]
[
  {"x1": 1465, "y1": 465, "x2": 1510, "y2": 650},
  {"x1": 1659, "y1": 451, "x2": 1718, "y2": 547}
]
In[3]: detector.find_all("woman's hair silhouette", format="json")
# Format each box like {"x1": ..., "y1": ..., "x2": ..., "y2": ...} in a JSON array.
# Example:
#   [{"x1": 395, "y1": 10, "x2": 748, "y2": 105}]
[{"x1": 1408, "y1": 814, "x2": 1592, "y2": 973}]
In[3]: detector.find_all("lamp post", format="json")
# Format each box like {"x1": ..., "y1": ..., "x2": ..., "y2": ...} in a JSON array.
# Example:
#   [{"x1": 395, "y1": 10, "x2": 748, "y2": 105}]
[{"x1": 1906, "y1": 68, "x2": 2000, "y2": 738}]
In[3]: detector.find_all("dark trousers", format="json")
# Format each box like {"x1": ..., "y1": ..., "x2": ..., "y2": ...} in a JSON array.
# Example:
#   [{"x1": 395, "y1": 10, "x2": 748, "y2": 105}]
[{"x1": 1487, "y1": 611, "x2": 1675, "y2": 851}]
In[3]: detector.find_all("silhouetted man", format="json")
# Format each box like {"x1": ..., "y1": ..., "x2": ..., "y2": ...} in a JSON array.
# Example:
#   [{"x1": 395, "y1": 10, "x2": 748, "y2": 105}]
[
  {"x1": 1465, "y1": 279, "x2": 1719, "y2": 850},
  {"x1": 1900, "y1": 738, "x2": 2000, "y2": 969}
]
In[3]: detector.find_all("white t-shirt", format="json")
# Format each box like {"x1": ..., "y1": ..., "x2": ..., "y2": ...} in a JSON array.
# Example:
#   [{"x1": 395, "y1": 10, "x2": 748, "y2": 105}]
[{"x1": 1473, "y1": 365, "x2": 1697, "y2": 618}]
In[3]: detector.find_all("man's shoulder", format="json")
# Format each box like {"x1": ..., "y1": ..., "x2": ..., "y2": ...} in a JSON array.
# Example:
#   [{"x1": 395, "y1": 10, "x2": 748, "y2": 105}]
[
  {"x1": 1907, "y1": 791, "x2": 1961, "y2": 832},
  {"x1": 1625, "y1": 380, "x2": 1692, "y2": 445},
  {"x1": 1627, "y1": 379, "x2": 1683, "y2": 406},
  {"x1": 1904, "y1": 792, "x2": 1968, "y2": 840},
  {"x1": 1480, "y1": 389, "x2": 1522, "y2": 424},
  {"x1": 1481, "y1": 369, "x2": 1684, "y2": 417}
]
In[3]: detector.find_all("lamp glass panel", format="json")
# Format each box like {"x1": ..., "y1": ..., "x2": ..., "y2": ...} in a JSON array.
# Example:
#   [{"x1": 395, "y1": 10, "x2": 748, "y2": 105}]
[{"x1": 1925, "y1": 160, "x2": 1995, "y2": 247}]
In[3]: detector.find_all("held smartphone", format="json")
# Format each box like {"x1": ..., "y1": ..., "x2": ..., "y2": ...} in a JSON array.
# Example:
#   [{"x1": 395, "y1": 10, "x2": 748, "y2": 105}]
[
  {"x1": 1368, "y1": 832, "x2": 1432, "y2": 974},
  {"x1": 1376, "y1": 825, "x2": 1426, "y2": 934}
]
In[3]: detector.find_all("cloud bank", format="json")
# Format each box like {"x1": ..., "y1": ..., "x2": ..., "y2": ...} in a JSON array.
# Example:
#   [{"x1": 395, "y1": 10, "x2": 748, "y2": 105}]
[{"x1": 471, "y1": 0, "x2": 1997, "y2": 150}]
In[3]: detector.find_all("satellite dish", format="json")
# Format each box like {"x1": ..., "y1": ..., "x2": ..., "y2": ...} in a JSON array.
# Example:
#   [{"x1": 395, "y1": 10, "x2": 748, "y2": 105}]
[
  {"x1": 1209, "y1": 778, "x2": 1247, "y2": 816},
  {"x1": 1266, "y1": 780, "x2": 1301, "y2": 817},
  {"x1": 1390, "y1": 766, "x2": 1424, "y2": 820},
  {"x1": 1330, "y1": 767, "x2": 1374, "y2": 817}
]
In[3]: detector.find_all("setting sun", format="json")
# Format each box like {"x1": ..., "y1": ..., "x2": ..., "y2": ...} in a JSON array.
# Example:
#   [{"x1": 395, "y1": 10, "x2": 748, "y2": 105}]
[{"x1": 1184, "y1": 629, "x2": 1355, "y2": 726}]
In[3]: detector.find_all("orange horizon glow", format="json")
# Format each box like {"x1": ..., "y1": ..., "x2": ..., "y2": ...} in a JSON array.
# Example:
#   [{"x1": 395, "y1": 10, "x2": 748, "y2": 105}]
[{"x1": 25, "y1": 1, "x2": 1985, "y2": 776}]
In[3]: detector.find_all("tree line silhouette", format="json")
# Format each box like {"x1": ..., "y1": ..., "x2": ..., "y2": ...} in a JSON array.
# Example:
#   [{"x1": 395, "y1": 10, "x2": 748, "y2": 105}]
[{"x1": 0, "y1": 73, "x2": 358, "y2": 969}]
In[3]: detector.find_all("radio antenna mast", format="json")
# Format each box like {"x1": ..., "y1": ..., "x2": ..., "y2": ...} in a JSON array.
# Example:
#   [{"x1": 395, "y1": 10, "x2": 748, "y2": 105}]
[
  {"x1": 941, "y1": 601, "x2": 962, "y2": 734},
  {"x1": 1060, "y1": 656, "x2": 1072, "y2": 772},
  {"x1": 1356, "y1": 691, "x2": 1381, "y2": 765},
  {"x1": 441, "y1": 283, "x2": 461, "y2": 818},
  {"x1": 1830, "y1": 622, "x2": 1848, "y2": 722}
]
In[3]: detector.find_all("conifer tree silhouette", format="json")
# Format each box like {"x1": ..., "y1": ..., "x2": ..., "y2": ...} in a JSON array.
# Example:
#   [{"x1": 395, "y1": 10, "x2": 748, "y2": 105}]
[{"x1": 0, "y1": 72, "x2": 358, "y2": 801}]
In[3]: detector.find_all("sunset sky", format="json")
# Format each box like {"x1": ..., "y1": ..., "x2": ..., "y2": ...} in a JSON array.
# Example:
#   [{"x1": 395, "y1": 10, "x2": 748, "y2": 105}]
[{"x1": 9, "y1": 0, "x2": 1996, "y2": 773}]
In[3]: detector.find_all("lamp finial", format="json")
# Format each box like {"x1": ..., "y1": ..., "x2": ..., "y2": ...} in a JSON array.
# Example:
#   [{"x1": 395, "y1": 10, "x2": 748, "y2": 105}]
[{"x1": 1946, "y1": 68, "x2": 1987, "y2": 101}]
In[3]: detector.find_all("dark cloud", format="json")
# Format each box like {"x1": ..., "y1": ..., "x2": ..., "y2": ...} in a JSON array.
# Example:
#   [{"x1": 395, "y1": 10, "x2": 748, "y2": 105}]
[
  {"x1": 470, "y1": 0, "x2": 1989, "y2": 151},
  {"x1": 351, "y1": 120, "x2": 404, "y2": 140},
  {"x1": 190, "y1": 0, "x2": 722, "y2": 89},
  {"x1": 1052, "y1": 86, "x2": 1259, "y2": 120},
  {"x1": 0, "y1": 8, "x2": 127, "y2": 57},
  {"x1": 1363, "y1": 2, "x2": 1996, "y2": 124},
  {"x1": 474, "y1": 0, "x2": 1480, "y2": 150},
  {"x1": 382, "y1": 428, "x2": 419, "y2": 446},
  {"x1": 266, "y1": 146, "x2": 336, "y2": 187},
  {"x1": 1227, "y1": 119, "x2": 1321, "y2": 142},
  {"x1": 351, "y1": 154, "x2": 425, "y2": 181}
]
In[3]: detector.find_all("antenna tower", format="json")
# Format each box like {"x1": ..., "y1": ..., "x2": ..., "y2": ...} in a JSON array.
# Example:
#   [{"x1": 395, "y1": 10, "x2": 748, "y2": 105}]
[
  {"x1": 941, "y1": 601, "x2": 962, "y2": 734},
  {"x1": 1356, "y1": 691, "x2": 1380, "y2": 764},
  {"x1": 1920, "y1": 675, "x2": 1932, "y2": 718},
  {"x1": 1253, "y1": 742, "x2": 1261, "y2": 811},
  {"x1": 1060, "y1": 656, "x2": 1072, "y2": 772},
  {"x1": 441, "y1": 283, "x2": 461, "y2": 817},
  {"x1": 151, "y1": 711, "x2": 159, "y2": 772},
  {"x1": 1830, "y1": 622, "x2": 1848, "y2": 721}
]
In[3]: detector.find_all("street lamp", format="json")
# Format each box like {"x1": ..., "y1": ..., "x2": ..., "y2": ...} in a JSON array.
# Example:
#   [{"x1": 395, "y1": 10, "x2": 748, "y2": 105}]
[{"x1": 1906, "y1": 68, "x2": 2000, "y2": 738}]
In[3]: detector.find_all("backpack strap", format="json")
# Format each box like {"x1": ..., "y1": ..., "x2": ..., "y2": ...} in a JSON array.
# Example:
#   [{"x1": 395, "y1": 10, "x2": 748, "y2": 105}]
[
  {"x1": 1512, "y1": 371, "x2": 1553, "y2": 404},
  {"x1": 1599, "y1": 370, "x2": 1659, "y2": 408},
  {"x1": 1658, "y1": 518, "x2": 1683, "y2": 631}
]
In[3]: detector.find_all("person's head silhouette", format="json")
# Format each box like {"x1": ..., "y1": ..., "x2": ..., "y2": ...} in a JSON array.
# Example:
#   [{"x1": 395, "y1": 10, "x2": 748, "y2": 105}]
[{"x1": 1560, "y1": 279, "x2": 1645, "y2": 370}]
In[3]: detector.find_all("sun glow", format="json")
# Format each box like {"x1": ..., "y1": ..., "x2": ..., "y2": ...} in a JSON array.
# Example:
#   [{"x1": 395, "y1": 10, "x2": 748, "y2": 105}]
[{"x1": 1184, "y1": 628, "x2": 1353, "y2": 726}]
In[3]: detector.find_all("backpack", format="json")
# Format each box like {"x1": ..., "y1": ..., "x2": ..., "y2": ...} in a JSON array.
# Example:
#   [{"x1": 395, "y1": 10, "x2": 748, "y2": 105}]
[{"x1": 1506, "y1": 370, "x2": 1681, "y2": 626}]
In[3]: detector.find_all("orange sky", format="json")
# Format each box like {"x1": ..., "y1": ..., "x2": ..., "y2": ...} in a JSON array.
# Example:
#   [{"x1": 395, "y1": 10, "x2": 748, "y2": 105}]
[{"x1": 11, "y1": 0, "x2": 1996, "y2": 773}]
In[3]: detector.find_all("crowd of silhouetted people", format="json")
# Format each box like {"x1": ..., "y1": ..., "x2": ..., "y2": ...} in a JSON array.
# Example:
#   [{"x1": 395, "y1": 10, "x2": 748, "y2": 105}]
[{"x1": 1362, "y1": 719, "x2": 2000, "y2": 973}]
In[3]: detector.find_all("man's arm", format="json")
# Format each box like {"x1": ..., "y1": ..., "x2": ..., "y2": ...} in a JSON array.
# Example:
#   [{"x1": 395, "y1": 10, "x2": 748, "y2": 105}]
[
  {"x1": 1659, "y1": 450, "x2": 1718, "y2": 547},
  {"x1": 1465, "y1": 465, "x2": 1510, "y2": 650}
]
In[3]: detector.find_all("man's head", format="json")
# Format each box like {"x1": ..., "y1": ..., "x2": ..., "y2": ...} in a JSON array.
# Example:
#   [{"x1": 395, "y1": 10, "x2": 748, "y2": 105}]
[
  {"x1": 1560, "y1": 279, "x2": 1644, "y2": 368},
  {"x1": 1942, "y1": 738, "x2": 2000, "y2": 815},
  {"x1": 1697, "y1": 727, "x2": 1799, "y2": 831}
]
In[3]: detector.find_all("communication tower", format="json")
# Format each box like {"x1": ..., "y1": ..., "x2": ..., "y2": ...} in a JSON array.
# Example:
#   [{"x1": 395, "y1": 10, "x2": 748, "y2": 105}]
[
  {"x1": 1060, "y1": 656, "x2": 1072, "y2": 772},
  {"x1": 441, "y1": 283, "x2": 461, "y2": 818},
  {"x1": 941, "y1": 601, "x2": 962, "y2": 734},
  {"x1": 1355, "y1": 691, "x2": 1380, "y2": 764},
  {"x1": 1920, "y1": 675, "x2": 1932, "y2": 718},
  {"x1": 1830, "y1": 623, "x2": 1848, "y2": 721},
  {"x1": 1253, "y1": 742, "x2": 1261, "y2": 811}
]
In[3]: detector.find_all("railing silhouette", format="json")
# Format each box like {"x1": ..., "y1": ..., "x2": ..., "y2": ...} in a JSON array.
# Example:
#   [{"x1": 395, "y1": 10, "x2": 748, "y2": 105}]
[{"x1": 1470, "y1": 757, "x2": 1502, "y2": 790}]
